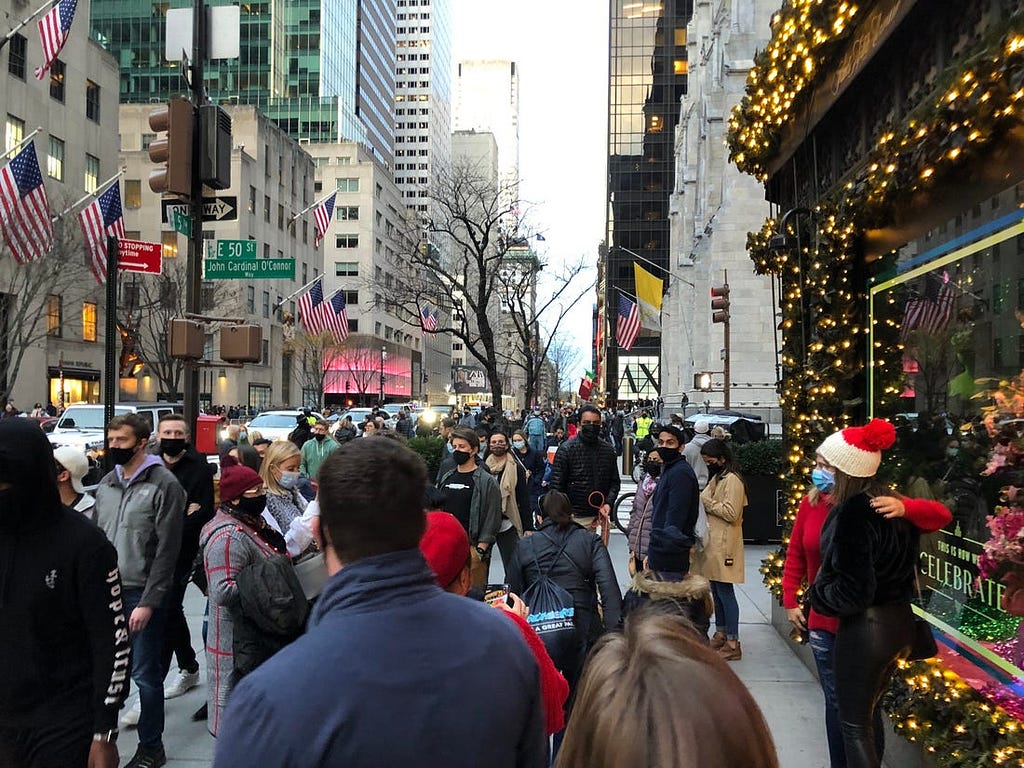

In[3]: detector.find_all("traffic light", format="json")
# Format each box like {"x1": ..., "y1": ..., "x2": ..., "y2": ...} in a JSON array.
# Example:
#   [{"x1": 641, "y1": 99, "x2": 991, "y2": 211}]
[
  {"x1": 711, "y1": 284, "x2": 730, "y2": 324},
  {"x1": 148, "y1": 97, "x2": 194, "y2": 196}
]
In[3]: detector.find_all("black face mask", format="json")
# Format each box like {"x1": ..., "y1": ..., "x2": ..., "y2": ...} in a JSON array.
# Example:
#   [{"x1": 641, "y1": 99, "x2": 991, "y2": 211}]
[
  {"x1": 452, "y1": 449, "x2": 472, "y2": 466},
  {"x1": 233, "y1": 494, "x2": 266, "y2": 519},
  {"x1": 108, "y1": 444, "x2": 138, "y2": 466},
  {"x1": 644, "y1": 461, "x2": 662, "y2": 478},
  {"x1": 160, "y1": 438, "x2": 186, "y2": 457},
  {"x1": 314, "y1": 433, "x2": 326, "y2": 442},
  {"x1": 656, "y1": 447, "x2": 680, "y2": 464},
  {"x1": 706, "y1": 461, "x2": 724, "y2": 477},
  {"x1": 489, "y1": 445, "x2": 507, "y2": 456},
  {"x1": 580, "y1": 423, "x2": 600, "y2": 442}
]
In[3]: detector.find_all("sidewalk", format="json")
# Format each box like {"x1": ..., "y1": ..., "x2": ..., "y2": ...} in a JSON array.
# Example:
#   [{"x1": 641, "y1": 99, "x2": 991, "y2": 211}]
[{"x1": 121, "y1": 535, "x2": 829, "y2": 767}]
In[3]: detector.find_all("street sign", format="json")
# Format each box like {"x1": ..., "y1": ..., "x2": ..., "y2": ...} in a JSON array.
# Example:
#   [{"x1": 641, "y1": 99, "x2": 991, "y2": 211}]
[
  {"x1": 217, "y1": 239, "x2": 257, "y2": 259},
  {"x1": 204, "y1": 258, "x2": 295, "y2": 280},
  {"x1": 171, "y1": 209, "x2": 192, "y2": 237},
  {"x1": 161, "y1": 196, "x2": 238, "y2": 223},
  {"x1": 118, "y1": 239, "x2": 163, "y2": 274}
]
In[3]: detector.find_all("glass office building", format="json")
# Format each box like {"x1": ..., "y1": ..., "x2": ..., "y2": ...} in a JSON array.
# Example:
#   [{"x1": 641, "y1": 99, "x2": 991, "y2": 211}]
[
  {"x1": 604, "y1": 0, "x2": 693, "y2": 401},
  {"x1": 355, "y1": 0, "x2": 397, "y2": 167}
]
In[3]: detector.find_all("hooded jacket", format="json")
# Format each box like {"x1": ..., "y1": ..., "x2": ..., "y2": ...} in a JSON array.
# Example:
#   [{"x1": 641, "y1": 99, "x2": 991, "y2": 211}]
[
  {"x1": 94, "y1": 454, "x2": 186, "y2": 608},
  {"x1": 0, "y1": 419, "x2": 130, "y2": 734},
  {"x1": 161, "y1": 444, "x2": 216, "y2": 577},
  {"x1": 212, "y1": 549, "x2": 546, "y2": 768},
  {"x1": 622, "y1": 570, "x2": 713, "y2": 638}
]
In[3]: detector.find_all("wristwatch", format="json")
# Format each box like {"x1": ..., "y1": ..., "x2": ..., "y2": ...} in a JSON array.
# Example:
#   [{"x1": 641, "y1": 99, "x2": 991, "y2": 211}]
[{"x1": 93, "y1": 729, "x2": 118, "y2": 743}]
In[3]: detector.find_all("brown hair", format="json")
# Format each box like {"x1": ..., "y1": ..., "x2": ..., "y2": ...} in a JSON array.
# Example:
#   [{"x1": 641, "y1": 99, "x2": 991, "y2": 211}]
[
  {"x1": 157, "y1": 412, "x2": 189, "y2": 436},
  {"x1": 830, "y1": 468, "x2": 891, "y2": 508},
  {"x1": 107, "y1": 413, "x2": 151, "y2": 442},
  {"x1": 450, "y1": 425, "x2": 479, "y2": 451},
  {"x1": 556, "y1": 613, "x2": 779, "y2": 768},
  {"x1": 540, "y1": 490, "x2": 574, "y2": 528}
]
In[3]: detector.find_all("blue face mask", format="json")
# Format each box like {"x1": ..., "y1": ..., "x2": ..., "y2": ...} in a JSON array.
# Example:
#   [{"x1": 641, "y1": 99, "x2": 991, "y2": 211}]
[
  {"x1": 446, "y1": 441, "x2": 454, "y2": 453},
  {"x1": 811, "y1": 467, "x2": 834, "y2": 492}
]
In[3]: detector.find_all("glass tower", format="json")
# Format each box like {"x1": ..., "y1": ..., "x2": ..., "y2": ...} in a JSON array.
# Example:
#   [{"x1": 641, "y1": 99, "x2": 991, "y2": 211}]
[
  {"x1": 604, "y1": 0, "x2": 694, "y2": 401},
  {"x1": 356, "y1": 0, "x2": 397, "y2": 167}
]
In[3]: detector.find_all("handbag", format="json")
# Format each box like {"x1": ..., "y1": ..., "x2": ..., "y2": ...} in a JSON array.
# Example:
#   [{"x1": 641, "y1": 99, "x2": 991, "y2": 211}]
[{"x1": 906, "y1": 571, "x2": 938, "y2": 661}]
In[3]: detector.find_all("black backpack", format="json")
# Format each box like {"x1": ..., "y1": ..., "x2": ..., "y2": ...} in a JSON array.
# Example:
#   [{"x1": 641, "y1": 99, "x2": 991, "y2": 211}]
[{"x1": 522, "y1": 530, "x2": 583, "y2": 675}]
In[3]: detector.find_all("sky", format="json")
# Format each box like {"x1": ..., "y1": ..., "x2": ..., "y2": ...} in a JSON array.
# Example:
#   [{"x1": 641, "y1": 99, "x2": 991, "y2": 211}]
[{"x1": 451, "y1": 0, "x2": 609, "y2": 380}]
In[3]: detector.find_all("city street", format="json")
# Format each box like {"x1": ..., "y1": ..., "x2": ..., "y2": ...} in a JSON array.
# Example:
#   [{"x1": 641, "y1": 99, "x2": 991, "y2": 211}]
[{"x1": 121, "y1": 509, "x2": 831, "y2": 766}]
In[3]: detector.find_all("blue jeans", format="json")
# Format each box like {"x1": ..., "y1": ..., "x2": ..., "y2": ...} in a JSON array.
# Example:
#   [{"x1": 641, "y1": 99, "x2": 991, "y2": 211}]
[
  {"x1": 528, "y1": 435, "x2": 546, "y2": 455},
  {"x1": 709, "y1": 581, "x2": 739, "y2": 639},
  {"x1": 123, "y1": 588, "x2": 168, "y2": 752},
  {"x1": 809, "y1": 629, "x2": 884, "y2": 768}
]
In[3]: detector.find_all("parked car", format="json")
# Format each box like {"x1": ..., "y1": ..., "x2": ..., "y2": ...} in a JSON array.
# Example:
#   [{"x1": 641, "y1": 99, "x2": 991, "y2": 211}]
[{"x1": 244, "y1": 409, "x2": 325, "y2": 442}]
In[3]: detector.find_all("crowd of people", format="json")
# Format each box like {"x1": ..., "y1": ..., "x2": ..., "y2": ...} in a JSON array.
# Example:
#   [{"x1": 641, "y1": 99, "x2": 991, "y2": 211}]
[{"x1": 0, "y1": 399, "x2": 951, "y2": 768}]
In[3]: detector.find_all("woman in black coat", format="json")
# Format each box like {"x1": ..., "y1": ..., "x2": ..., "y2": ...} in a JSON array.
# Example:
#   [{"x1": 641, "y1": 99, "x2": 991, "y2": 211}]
[
  {"x1": 511, "y1": 428, "x2": 546, "y2": 524},
  {"x1": 807, "y1": 419, "x2": 918, "y2": 768}
]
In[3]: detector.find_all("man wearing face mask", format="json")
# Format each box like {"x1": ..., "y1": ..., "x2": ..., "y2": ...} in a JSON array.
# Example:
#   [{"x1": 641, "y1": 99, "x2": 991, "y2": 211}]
[
  {"x1": 154, "y1": 413, "x2": 215, "y2": 705},
  {"x1": 644, "y1": 424, "x2": 700, "y2": 580},
  {"x1": 94, "y1": 414, "x2": 186, "y2": 768},
  {"x1": 548, "y1": 405, "x2": 619, "y2": 533},
  {"x1": 300, "y1": 420, "x2": 338, "y2": 482}
]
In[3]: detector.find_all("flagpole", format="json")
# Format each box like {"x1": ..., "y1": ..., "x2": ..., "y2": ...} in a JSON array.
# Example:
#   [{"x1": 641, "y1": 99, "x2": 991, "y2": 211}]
[
  {"x1": 0, "y1": 0, "x2": 56, "y2": 53},
  {"x1": 272, "y1": 273, "x2": 334, "y2": 315},
  {"x1": 0, "y1": 127, "x2": 43, "y2": 161},
  {"x1": 288, "y1": 188, "x2": 338, "y2": 225},
  {"x1": 51, "y1": 167, "x2": 127, "y2": 222},
  {"x1": 617, "y1": 246, "x2": 695, "y2": 288},
  {"x1": 614, "y1": 286, "x2": 639, "y2": 301}
]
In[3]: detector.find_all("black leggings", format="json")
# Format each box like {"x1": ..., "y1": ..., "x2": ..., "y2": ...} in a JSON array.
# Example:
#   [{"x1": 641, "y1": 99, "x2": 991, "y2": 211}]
[{"x1": 834, "y1": 603, "x2": 914, "y2": 768}]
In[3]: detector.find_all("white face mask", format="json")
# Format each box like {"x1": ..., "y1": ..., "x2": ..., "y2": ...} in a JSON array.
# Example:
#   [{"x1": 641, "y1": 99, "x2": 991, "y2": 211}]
[{"x1": 278, "y1": 470, "x2": 300, "y2": 490}]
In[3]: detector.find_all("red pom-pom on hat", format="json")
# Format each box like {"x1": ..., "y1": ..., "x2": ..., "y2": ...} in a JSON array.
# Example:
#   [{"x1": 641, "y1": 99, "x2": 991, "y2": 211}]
[{"x1": 846, "y1": 418, "x2": 896, "y2": 453}]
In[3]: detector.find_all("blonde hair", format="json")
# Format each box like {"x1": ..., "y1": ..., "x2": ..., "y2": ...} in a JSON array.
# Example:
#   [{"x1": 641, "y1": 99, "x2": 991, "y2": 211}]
[
  {"x1": 710, "y1": 426, "x2": 731, "y2": 441},
  {"x1": 556, "y1": 613, "x2": 778, "y2": 768},
  {"x1": 260, "y1": 440, "x2": 301, "y2": 495}
]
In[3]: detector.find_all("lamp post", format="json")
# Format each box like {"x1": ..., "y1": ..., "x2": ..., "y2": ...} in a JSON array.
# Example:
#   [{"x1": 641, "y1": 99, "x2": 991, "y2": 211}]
[{"x1": 379, "y1": 345, "x2": 387, "y2": 406}]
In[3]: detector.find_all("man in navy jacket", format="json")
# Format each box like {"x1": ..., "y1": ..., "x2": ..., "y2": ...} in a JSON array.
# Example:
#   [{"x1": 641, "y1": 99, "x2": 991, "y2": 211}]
[
  {"x1": 647, "y1": 424, "x2": 700, "y2": 575},
  {"x1": 214, "y1": 438, "x2": 546, "y2": 768}
]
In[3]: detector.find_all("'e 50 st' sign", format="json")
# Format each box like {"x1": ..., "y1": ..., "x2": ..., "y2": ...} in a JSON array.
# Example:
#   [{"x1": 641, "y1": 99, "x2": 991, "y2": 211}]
[{"x1": 204, "y1": 258, "x2": 295, "y2": 280}]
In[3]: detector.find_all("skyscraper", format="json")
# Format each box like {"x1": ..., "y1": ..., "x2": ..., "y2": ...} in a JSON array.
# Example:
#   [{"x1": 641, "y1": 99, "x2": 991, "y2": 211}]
[
  {"x1": 603, "y1": 0, "x2": 694, "y2": 402},
  {"x1": 453, "y1": 59, "x2": 519, "y2": 187},
  {"x1": 355, "y1": 0, "x2": 397, "y2": 166}
]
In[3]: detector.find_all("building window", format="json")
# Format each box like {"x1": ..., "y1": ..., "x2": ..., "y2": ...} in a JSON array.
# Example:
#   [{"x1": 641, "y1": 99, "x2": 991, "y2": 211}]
[
  {"x1": 336, "y1": 206, "x2": 359, "y2": 220},
  {"x1": 335, "y1": 235, "x2": 358, "y2": 248},
  {"x1": 85, "y1": 80, "x2": 100, "y2": 123},
  {"x1": 124, "y1": 179, "x2": 142, "y2": 208},
  {"x1": 246, "y1": 286, "x2": 255, "y2": 313},
  {"x1": 264, "y1": 195, "x2": 271, "y2": 222},
  {"x1": 348, "y1": 319, "x2": 358, "y2": 333},
  {"x1": 161, "y1": 230, "x2": 178, "y2": 258},
  {"x1": 302, "y1": 220, "x2": 308, "y2": 244},
  {"x1": 263, "y1": 243, "x2": 270, "y2": 259},
  {"x1": 336, "y1": 177, "x2": 359, "y2": 192},
  {"x1": 262, "y1": 290, "x2": 270, "y2": 318},
  {"x1": 4, "y1": 115, "x2": 24, "y2": 154},
  {"x1": 343, "y1": 290, "x2": 358, "y2": 305},
  {"x1": 49, "y1": 60, "x2": 65, "y2": 102},
  {"x1": 7, "y1": 33, "x2": 25, "y2": 79},
  {"x1": 302, "y1": 262, "x2": 308, "y2": 284},
  {"x1": 82, "y1": 302, "x2": 96, "y2": 342},
  {"x1": 262, "y1": 339, "x2": 269, "y2": 366},
  {"x1": 84, "y1": 154, "x2": 99, "y2": 194},
  {"x1": 335, "y1": 262, "x2": 358, "y2": 276},
  {"x1": 375, "y1": 321, "x2": 382, "y2": 336},
  {"x1": 47, "y1": 136, "x2": 64, "y2": 181},
  {"x1": 248, "y1": 383, "x2": 271, "y2": 410},
  {"x1": 46, "y1": 294, "x2": 62, "y2": 337},
  {"x1": 248, "y1": 185, "x2": 256, "y2": 213}
]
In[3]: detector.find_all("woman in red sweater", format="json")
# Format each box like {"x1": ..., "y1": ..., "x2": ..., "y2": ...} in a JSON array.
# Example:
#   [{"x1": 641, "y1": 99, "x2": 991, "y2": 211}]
[{"x1": 782, "y1": 453, "x2": 951, "y2": 768}]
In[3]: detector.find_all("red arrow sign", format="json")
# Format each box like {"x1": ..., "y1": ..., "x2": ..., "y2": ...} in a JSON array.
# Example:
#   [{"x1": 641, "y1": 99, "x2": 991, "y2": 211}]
[{"x1": 118, "y1": 239, "x2": 163, "y2": 274}]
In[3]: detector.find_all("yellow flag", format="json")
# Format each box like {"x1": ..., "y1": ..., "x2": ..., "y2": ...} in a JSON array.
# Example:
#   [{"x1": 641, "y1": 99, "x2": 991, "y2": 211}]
[{"x1": 633, "y1": 262, "x2": 663, "y2": 331}]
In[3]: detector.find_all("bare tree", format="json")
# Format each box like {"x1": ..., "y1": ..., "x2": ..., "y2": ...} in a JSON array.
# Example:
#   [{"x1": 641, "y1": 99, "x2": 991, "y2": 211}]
[
  {"x1": 283, "y1": 318, "x2": 334, "y2": 410},
  {"x1": 324, "y1": 336, "x2": 383, "y2": 399},
  {"x1": 383, "y1": 160, "x2": 525, "y2": 407},
  {"x1": 546, "y1": 333, "x2": 584, "y2": 399},
  {"x1": 0, "y1": 216, "x2": 98, "y2": 403}
]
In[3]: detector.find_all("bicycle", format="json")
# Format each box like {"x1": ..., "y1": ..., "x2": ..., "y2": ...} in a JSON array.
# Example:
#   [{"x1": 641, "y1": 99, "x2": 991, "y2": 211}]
[{"x1": 613, "y1": 491, "x2": 636, "y2": 534}]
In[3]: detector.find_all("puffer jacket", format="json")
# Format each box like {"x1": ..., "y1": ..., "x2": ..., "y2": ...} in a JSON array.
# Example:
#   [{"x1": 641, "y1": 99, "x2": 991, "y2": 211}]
[
  {"x1": 548, "y1": 437, "x2": 620, "y2": 517},
  {"x1": 233, "y1": 554, "x2": 309, "y2": 678},
  {"x1": 809, "y1": 493, "x2": 919, "y2": 617},
  {"x1": 505, "y1": 520, "x2": 622, "y2": 646},
  {"x1": 626, "y1": 475, "x2": 657, "y2": 560}
]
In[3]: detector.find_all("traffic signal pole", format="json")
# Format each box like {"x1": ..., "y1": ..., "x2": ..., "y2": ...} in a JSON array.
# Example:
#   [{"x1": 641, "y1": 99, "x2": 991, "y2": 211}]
[
  {"x1": 711, "y1": 271, "x2": 730, "y2": 410},
  {"x1": 184, "y1": 0, "x2": 206, "y2": 433}
]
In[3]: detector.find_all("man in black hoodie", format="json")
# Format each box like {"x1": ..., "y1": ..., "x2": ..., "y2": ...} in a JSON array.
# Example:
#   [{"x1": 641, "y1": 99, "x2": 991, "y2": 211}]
[
  {"x1": 0, "y1": 418, "x2": 129, "y2": 768},
  {"x1": 155, "y1": 413, "x2": 215, "y2": 700}
]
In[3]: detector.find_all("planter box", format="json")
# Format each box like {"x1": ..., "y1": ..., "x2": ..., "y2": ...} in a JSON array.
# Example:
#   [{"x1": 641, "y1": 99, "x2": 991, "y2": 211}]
[{"x1": 743, "y1": 475, "x2": 784, "y2": 543}]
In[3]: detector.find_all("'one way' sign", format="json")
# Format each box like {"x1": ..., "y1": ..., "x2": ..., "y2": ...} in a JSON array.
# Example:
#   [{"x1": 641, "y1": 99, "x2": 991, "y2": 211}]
[{"x1": 161, "y1": 196, "x2": 238, "y2": 224}]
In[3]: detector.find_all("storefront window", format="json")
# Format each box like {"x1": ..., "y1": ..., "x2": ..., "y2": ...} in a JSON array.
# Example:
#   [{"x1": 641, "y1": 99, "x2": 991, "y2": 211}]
[{"x1": 82, "y1": 302, "x2": 97, "y2": 342}]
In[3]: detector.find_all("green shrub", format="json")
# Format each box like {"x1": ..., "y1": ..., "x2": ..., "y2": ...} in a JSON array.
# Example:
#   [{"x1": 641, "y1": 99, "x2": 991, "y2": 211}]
[
  {"x1": 408, "y1": 436, "x2": 445, "y2": 477},
  {"x1": 734, "y1": 439, "x2": 784, "y2": 477}
]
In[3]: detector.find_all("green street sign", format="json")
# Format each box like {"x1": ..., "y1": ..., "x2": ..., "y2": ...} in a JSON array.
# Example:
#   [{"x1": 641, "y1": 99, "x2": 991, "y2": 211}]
[
  {"x1": 204, "y1": 257, "x2": 295, "y2": 280},
  {"x1": 217, "y1": 239, "x2": 257, "y2": 259},
  {"x1": 171, "y1": 209, "x2": 191, "y2": 237}
]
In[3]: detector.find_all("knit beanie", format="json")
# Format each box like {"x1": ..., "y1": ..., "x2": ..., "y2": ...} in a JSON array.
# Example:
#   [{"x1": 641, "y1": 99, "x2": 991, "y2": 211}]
[
  {"x1": 420, "y1": 511, "x2": 470, "y2": 588},
  {"x1": 219, "y1": 464, "x2": 263, "y2": 504},
  {"x1": 693, "y1": 420, "x2": 710, "y2": 434},
  {"x1": 647, "y1": 526, "x2": 692, "y2": 574},
  {"x1": 817, "y1": 418, "x2": 896, "y2": 478}
]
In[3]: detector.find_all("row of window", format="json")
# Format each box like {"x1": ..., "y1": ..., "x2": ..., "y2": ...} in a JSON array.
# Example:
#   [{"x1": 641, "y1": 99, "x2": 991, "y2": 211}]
[
  {"x1": 46, "y1": 296, "x2": 97, "y2": 342},
  {"x1": 395, "y1": 108, "x2": 430, "y2": 115},
  {"x1": 396, "y1": 12, "x2": 431, "y2": 20},
  {"x1": 396, "y1": 177, "x2": 429, "y2": 186},
  {"x1": 396, "y1": 27, "x2": 431, "y2": 34},
  {"x1": 396, "y1": 54, "x2": 431, "y2": 62},
  {"x1": 395, "y1": 149, "x2": 431, "y2": 157},
  {"x1": 396, "y1": 135, "x2": 430, "y2": 143},
  {"x1": 398, "y1": 80, "x2": 432, "y2": 89},
  {"x1": 396, "y1": 68, "x2": 430, "y2": 76},
  {"x1": 7, "y1": 36, "x2": 102, "y2": 122},
  {"x1": 396, "y1": 121, "x2": 430, "y2": 130},
  {"x1": 4, "y1": 115, "x2": 102, "y2": 190},
  {"x1": 394, "y1": 163, "x2": 429, "y2": 171}
]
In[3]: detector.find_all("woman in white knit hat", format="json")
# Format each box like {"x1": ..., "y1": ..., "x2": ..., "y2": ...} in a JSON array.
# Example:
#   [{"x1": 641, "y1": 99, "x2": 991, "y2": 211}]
[{"x1": 806, "y1": 419, "x2": 918, "y2": 768}]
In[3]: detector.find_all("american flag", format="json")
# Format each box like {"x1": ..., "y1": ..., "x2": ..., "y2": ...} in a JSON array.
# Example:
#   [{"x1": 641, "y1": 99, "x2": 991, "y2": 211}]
[
  {"x1": 421, "y1": 305, "x2": 439, "y2": 332},
  {"x1": 324, "y1": 291, "x2": 350, "y2": 343},
  {"x1": 0, "y1": 143, "x2": 53, "y2": 264},
  {"x1": 298, "y1": 276, "x2": 328, "y2": 334},
  {"x1": 78, "y1": 183, "x2": 125, "y2": 285},
  {"x1": 35, "y1": 0, "x2": 78, "y2": 80},
  {"x1": 899, "y1": 272, "x2": 955, "y2": 342},
  {"x1": 313, "y1": 192, "x2": 336, "y2": 247},
  {"x1": 616, "y1": 294, "x2": 641, "y2": 351}
]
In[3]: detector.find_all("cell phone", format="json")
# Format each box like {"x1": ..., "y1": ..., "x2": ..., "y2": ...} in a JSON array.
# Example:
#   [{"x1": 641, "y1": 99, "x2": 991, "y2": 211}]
[{"x1": 484, "y1": 583, "x2": 511, "y2": 608}]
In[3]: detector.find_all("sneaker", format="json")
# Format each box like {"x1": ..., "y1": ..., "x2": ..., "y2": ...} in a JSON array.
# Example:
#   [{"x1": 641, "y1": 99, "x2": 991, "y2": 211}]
[
  {"x1": 164, "y1": 668, "x2": 200, "y2": 699},
  {"x1": 124, "y1": 745, "x2": 166, "y2": 768},
  {"x1": 120, "y1": 697, "x2": 141, "y2": 728}
]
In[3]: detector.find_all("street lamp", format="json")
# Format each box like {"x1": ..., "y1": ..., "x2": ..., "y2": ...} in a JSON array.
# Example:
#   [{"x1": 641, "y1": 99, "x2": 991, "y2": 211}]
[{"x1": 379, "y1": 345, "x2": 387, "y2": 406}]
